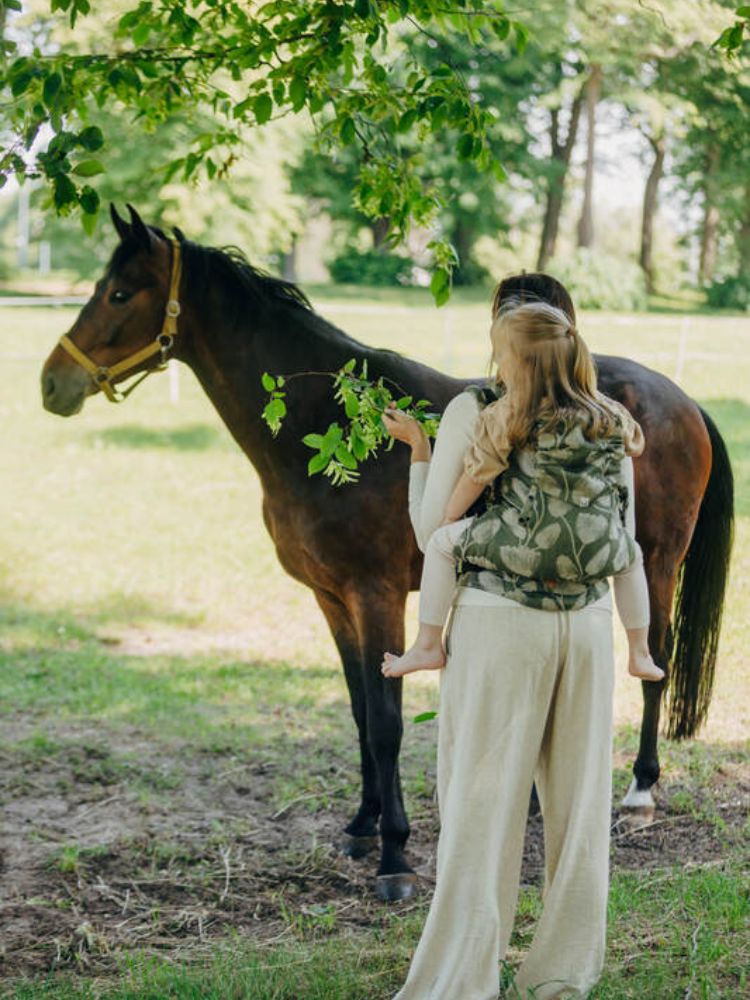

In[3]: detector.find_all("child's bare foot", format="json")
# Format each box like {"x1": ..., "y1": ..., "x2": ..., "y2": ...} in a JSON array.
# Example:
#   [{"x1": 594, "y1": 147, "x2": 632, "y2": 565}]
[
  {"x1": 381, "y1": 645, "x2": 446, "y2": 678},
  {"x1": 628, "y1": 650, "x2": 664, "y2": 682}
]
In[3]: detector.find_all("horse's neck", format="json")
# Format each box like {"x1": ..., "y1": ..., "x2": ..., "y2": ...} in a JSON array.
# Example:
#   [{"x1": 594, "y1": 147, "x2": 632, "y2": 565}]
[{"x1": 183, "y1": 297, "x2": 366, "y2": 482}]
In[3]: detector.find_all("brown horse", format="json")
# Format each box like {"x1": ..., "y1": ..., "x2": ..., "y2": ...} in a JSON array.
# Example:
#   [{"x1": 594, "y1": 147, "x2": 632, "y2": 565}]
[{"x1": 41, "y1": 206, "x2": 733, "y2": 901}]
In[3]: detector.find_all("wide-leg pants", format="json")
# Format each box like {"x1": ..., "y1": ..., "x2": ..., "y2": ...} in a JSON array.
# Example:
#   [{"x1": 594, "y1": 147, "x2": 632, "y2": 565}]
[{"x1": 395, "y1": 599, "x2": 615, "y2": 1000}]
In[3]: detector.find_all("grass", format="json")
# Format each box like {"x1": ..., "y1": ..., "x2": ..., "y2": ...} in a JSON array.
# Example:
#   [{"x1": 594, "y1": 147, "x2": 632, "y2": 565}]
[
  {"x1": 3, "y1": 862, "x2": 747, "y2": 999},
  {"x1": 0, "y1": 295, "x2": 748, "y2": 998}
]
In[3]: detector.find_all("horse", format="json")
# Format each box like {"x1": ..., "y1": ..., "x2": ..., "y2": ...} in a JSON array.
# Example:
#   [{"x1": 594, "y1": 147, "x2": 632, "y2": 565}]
[{"x1": 40, "y1": 205, "x2": 734, "y2": 902}]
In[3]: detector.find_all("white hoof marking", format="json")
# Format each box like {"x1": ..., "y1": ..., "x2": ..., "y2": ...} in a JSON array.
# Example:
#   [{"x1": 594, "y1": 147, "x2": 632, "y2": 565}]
[{"x1": 621, "y1": 778, "x2": 655, "y2": 810}]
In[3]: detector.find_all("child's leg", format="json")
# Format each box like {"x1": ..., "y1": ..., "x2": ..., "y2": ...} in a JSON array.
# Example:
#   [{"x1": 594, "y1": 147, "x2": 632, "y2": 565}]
[
  {"x1": 614, "y1": 541, "x2": 664, "y2": 682},
  {"x1": 382, "y1": 519, "x2": 472, "y2": 678}
]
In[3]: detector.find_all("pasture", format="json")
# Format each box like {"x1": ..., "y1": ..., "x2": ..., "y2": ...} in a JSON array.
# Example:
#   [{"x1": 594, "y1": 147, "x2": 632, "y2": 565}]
[{"x1": 0, "y1": 293, "x2": 748, "y2": 999}]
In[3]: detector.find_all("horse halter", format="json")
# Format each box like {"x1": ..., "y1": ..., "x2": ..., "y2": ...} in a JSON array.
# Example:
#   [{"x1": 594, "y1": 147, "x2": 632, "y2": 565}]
[{"x1": 58, "y1": 239, "x2": 182, "y2": 403}]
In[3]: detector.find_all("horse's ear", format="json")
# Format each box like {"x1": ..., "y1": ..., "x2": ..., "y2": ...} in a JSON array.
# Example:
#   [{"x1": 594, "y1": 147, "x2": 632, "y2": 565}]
[
  {"x1": 110, "y1": 203, "x2": 130, "y2": 242},
  {"x1": 126, "y1": 204, "x2": 154, "y2": 252},
  {"x1": 172, "y1": 226, "x2": 186, "y2": 243}
]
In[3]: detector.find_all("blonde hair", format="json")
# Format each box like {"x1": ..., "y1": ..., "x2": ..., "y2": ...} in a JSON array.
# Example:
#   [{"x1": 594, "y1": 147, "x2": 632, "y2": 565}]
[{"x1": 490, "y1": 299, "x2": 618, "y2": 447}]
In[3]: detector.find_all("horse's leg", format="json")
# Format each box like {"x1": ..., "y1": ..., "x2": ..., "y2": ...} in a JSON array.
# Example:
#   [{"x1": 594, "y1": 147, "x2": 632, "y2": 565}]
[
  {"x1": 622, "y1": 561, "x2": 676, "y2": 824},
  {"x1": 313, "y1": 589, "x2": 380, "y2": 857},
  {"x1": 351, "y1": 588, "x2": 416, "y2": 902}
]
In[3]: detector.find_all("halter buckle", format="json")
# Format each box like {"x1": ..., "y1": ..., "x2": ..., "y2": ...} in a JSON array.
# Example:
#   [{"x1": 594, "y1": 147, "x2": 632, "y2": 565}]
[
  {"x1": 94, "y1": 367, "x2": 111, "y2": 385},
  {"x1": 166, "y1": 299, "x2": 181, "y2": 318}
]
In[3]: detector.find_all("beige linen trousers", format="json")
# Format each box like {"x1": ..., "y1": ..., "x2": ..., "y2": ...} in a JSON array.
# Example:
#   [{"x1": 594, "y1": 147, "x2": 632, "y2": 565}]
[{"x1": 394, "y1": 597, "x2": 615, "y2": 1000}]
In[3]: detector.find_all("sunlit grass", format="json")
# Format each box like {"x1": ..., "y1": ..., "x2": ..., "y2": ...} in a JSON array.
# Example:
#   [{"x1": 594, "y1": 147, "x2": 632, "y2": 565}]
[{"x1": 1, "y1": 302, "x2": 747, "y2": 740}]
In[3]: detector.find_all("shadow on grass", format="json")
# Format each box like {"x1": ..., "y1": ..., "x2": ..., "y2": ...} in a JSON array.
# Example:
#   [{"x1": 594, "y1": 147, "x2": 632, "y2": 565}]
[
  {"x1": 84, "y1": 424, "x2": 231, "y2": 452},
  {"x1": 0, "y1": 594, "x2": 347, "y2": 751},
  {"x1": 699, "y1": 398, "x2": 750, "y2": 517}
]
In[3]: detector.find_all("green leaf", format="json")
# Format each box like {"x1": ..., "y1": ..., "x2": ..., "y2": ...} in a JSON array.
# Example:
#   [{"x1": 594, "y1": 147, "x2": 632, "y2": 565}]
[
  {"x1": 396, "y1": 396, "x2": 412, "y2": 409},
  {"x1": 457, "y1": 133, "x2": 478, "y2": 160},
  {"x1": 339, "y1": 116, "x2": 356, "y2": 145},
  {"x1": 253, "y1": 93, "x2": 273, "y2": 124},
  {"x1": 308, "y1": 452, "x2": 329, "y2": 476},
  {"x1": 261, "y1": 372, "x2": 276, "y2": 392},
  {"x1": 11, "y1": 71, "x2": 33, "y2": 97},
  {"x1": 514, "y1": 22, "x2": 529, "y2": 54},
  {"x1": 430, "y1": 269, "x2": 449, "y2": 297},
  {"x1": 53, "y1": 173, "x2": 77, "y2": 210},
  {"x1": 350, "y1": 427, "x2": 367, "y2": 460},
  {"x1": 335, "y1": 444, "x2": 358, "y2": 470},
  {"x1": 72, "y1": 159, "x2": 104, "y2": 177},
  {"x1": 43, "y1": 72, "x2": 62, "y2": 106},
  {"x1": 79, "y1": 184, "x2": 99, "y2": 215},
  {"x1": 430, "y1": 269, "x2": 451, "y2": 307},
  {"x1": 344, "y1": 394, "x2": 360, "y2": 418},
  {"x1": 78, "y1": 125, "x2": 104, "y2": 151},
  {"x1": 735, "y1": 6, "x2": 750, "y2": 16},
  {"x1": 397, "y1": 109, "x2": 418, "y2": 133},
  {"x1": 413, "y1": 711, "x2": 437, "y2": 724},
  {"x1": 262, "y1": 397, "x2": 287, "y2": 434},
  {"x1": 302, "y1": 433, "x2": 325, "y2": 449},
  {"x1": 289, "y1": 76, "x2": 306, "y2": 112},
  {"x1": 492, "y1": 160, "x2": 508, "y2": 183},
  {"x1": 343, "y1": 359, "x2": 356, "y2": 373},
  {"x1": 322, "y1": 422, "x2": 344, "y2": 450},
  {"x1": 492, "y1": 17, "x2": 511, "y2": 40},
  {"x1": 81, "y1": 209, "x2": 98, "y2": 236},
  {"x1": 132, "y1": 21, "x2": 150, "y2": 45}
]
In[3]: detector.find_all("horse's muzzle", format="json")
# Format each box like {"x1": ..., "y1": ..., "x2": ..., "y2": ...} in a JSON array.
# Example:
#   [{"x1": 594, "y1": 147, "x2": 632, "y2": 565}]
[{"x1": 41, "y1": 365, "x2": 90, "y2": 416}]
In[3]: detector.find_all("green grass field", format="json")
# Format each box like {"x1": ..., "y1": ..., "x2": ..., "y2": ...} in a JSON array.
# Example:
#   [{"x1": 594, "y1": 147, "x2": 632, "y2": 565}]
[{"x1": 0, "y1": 294, "x2": 748, "y2": 998}]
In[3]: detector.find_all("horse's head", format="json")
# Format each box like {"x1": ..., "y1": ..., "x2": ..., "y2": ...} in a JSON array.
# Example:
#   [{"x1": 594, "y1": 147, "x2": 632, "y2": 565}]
[{"x1": 41, "y1": 204, "x2": 183, "y2": 416}]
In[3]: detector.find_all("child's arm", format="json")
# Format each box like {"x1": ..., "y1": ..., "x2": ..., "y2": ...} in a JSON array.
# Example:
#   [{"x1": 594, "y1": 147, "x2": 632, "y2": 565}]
[{"x1": 442, "y1": 472, "x2": 486, "y2": 524}]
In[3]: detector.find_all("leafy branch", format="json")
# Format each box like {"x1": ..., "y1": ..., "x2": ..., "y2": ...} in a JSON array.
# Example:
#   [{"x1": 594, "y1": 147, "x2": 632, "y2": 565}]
[
  {"x1": 261, "y1": 359, "x2": 440, "y2": 486},
  {"x1": 714, "y1": 5, "x2": 750, "y2": 56}
]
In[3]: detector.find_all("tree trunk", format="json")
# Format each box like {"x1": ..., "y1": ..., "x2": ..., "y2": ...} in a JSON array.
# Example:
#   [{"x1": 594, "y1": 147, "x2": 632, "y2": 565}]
[
  {"x1": 451, "y1": 218, "x2": 477, "y2": 284},
  {"x1": 537, "y1": 91, "x2": 584, "y2": 271},
  {"x1": 369, "y1": 217, "x2": 390, "y2": 249},
  {"x1": 639, "y1": 134, "x2": 666, "y2": 294},
  {"x1": 738, "y1": 180, "x2": 750, "y2": 281},
  {"x1": 698, "y1": 144, "x2": 720, "y2": 285},
  {"x1": 576, "y1": 64, "x2": 603, "y2": 250},
  {"x1": 281, "y1": 237, "x2": 297, "y2": 283}
]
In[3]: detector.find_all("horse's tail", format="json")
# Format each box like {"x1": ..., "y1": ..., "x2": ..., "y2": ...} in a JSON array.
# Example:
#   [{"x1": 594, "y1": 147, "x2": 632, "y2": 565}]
[{"x1": 666, "y1": 407, "x2": 734, "y2": 739}]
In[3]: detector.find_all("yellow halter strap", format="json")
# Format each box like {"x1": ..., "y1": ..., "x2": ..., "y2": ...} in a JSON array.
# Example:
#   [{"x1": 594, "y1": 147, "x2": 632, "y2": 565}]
[{"x1": 58, "y1": 239, "x2": 183, "y2": 403}]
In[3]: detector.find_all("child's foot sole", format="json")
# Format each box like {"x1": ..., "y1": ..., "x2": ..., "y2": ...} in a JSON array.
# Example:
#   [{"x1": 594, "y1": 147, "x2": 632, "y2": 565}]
[
  {"x1": 381, "y1": 649, "x2": 446, "y2": 678},
  {"x1": 628, "y1": 654, "x2": 665, "y2": 682}
]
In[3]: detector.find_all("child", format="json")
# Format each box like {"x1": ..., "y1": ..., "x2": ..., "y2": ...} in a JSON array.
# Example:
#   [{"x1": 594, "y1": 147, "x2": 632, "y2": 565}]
[{"x1": 382, "y1": 299, "x2": 664, "y2": 683}]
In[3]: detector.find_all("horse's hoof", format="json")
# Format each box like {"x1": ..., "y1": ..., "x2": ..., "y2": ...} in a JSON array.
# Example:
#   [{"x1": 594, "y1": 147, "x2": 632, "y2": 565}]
[
  {"x1": 620, "y1": 778, "x2": 656, "y2": 827},
  {"x1": 341, "y1": 833, "x2": 379, "y2": 859},
  {"x1": 619, "y1": 804, "x2": 656, "y2": 829},
  {"x1": 375, "y1": 872, "x2": 417, "y2": 903}
]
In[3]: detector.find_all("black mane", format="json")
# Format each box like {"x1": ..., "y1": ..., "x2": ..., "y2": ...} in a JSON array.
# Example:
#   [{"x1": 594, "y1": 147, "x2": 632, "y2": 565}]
[
  {"x1": 110, "y1": 229, "x2": 312, "y2": 316},
  {"x1": 180, "y1": 239, "x2": 312, "y2": 314}
]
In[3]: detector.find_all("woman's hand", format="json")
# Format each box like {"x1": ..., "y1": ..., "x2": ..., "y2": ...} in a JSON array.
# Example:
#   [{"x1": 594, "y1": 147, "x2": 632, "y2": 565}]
[{"x1": 382, "y1": 403, "x2": 431, "y2": 462}]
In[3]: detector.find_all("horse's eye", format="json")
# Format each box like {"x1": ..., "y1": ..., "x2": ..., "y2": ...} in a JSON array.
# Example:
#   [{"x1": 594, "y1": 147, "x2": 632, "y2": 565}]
[{"x1": 109, "y1": 289, "x2": 131, "y2": 305}]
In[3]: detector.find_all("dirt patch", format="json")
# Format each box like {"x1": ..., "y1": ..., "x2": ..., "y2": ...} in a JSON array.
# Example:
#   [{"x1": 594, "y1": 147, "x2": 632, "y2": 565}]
[{"x1": 1, "y1": 716, "x2": 747, "y2": 980}]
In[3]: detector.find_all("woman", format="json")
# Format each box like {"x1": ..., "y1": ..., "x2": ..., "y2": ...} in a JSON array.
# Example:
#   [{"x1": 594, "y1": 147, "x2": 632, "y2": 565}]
[{"x1": 383, "y1": 274, "x2": 623, "y2": 1000}]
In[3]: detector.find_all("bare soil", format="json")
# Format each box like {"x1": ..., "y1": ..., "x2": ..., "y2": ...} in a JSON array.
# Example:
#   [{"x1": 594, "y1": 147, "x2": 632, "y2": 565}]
[{"x1": 1, "y1": 714, "x2": 747, "y2": 981}]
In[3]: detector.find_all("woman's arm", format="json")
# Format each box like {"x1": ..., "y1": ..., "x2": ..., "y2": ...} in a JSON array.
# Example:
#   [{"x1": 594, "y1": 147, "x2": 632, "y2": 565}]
[{"x1": 383, "y1": 393, "x2": 480, "y2": 551}]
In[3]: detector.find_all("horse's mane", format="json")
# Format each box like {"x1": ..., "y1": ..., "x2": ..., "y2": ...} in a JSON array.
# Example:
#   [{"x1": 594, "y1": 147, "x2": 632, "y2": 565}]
[
  {"x1": 111, "y1": 229, "x2": 312, "y2": 315},
  {"x1": 180, "y1": 238, "x2": 313, "y2": 314}
]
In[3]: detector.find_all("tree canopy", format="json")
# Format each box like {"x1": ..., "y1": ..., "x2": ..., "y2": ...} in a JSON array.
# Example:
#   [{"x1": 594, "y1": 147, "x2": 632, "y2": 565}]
[{"x1": 0, "y1": 1, "x2": 747, "y2": 300}]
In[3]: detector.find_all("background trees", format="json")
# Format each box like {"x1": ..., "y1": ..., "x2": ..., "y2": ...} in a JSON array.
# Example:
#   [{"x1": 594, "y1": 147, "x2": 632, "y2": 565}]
[{"x1": 0, "y1": 0, "x2": 748, "y2": 305}]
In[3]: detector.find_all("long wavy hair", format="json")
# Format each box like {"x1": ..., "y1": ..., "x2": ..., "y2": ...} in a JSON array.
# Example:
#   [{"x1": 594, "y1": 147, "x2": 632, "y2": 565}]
[{"x1": 490, "y1": 298, "x2": 619, "y2": 447}]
